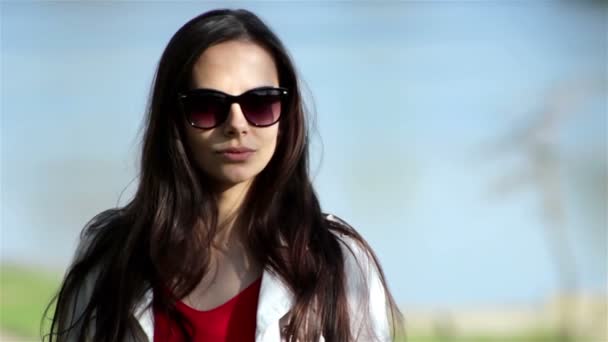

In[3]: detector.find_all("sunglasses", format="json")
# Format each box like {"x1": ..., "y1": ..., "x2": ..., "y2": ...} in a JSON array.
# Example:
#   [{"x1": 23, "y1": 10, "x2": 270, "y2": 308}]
[{"x1": 178, "y1": 86, "x2": 289, "y2": 129}]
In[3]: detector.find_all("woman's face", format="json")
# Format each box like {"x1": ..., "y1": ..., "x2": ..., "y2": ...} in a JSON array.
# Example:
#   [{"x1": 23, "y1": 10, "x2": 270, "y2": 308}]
[{"x1": 183, "y1": 40, "x2": 280, "y2": 189}]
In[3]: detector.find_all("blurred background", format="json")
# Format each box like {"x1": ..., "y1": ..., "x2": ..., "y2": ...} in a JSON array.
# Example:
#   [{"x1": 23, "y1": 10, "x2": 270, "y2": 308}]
[{"x1": 1, "y1": 1, "x2": 606, "y2": 341}]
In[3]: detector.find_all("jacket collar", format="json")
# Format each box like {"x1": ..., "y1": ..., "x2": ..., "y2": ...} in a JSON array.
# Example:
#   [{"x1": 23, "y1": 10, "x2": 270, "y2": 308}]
[{"x1": 133, "y1": 267, "x2": 295, "y2": 342}]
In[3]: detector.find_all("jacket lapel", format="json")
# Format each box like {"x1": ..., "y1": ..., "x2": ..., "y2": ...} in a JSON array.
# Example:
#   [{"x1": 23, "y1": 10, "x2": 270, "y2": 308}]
[
  {"x1": 134, "y1": 288, "x2": 154, "y2": 341},
  {"x1": 255, "y1": 268, "x2": 294, "y2": 342}
]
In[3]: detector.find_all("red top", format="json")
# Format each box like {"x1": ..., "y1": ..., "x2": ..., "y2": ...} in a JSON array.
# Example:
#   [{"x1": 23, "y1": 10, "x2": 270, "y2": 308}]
[{"x1": 153, "y1": 277, "x2": 262, "y2": 342}]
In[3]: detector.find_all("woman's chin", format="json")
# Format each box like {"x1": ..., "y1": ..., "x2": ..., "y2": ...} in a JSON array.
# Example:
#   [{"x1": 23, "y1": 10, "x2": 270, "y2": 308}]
[{"x1": 212, "y1": 167, "x2": 259, "y2": 188}]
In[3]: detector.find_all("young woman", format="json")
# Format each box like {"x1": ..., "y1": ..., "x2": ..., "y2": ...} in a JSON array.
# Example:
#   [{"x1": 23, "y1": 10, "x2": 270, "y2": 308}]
[{"x1": 46, "y1": 8, "x2": 403, "y2": 342}]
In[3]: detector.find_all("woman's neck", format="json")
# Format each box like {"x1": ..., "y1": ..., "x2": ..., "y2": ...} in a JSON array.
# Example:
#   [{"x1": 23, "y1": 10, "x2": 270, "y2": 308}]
[{"x1": 213, "y1": 179, "x2": 252, "y2": 248}]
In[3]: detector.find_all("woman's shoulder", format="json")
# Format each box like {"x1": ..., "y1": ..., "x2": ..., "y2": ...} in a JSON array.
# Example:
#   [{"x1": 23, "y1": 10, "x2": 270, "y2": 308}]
[
  {"x1": 324, "y1": 213, "x2": 372, "y2": 255},
  {"x1": 323, "y1": 213, "x2": 392, "y2": 340},
  {"x1": 51, "y1": 209, "x2": 128, "y2": 339},
  {"x1": 73, "y1": 208, "x2": 126, "y2": 261},
  {"x1": 323, "y1": 213, "x2": 380, "y2": 277}
]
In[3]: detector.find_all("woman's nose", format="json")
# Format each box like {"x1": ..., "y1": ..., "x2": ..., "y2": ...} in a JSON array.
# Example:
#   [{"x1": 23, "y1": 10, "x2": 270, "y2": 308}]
[{"x1": 222, "y1": 103, "x2": 249, "y2": 136}]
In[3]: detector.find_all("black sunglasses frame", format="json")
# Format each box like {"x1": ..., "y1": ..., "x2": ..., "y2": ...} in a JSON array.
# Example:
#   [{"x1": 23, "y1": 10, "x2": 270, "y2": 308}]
[{"x1": 178, "y1": 86, "x2": 289, "y2": 129}]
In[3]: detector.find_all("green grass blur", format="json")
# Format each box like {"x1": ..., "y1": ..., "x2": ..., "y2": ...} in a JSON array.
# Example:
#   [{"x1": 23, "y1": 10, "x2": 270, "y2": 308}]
[{"x1": 0, "y1": 264, "x2": 61, "y2": 339}]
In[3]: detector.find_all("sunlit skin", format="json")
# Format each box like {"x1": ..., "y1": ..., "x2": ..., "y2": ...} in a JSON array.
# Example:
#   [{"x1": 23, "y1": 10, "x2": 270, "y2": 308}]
[{"x1": 181, "y1": 40, "x2": 279, "y2": 310}]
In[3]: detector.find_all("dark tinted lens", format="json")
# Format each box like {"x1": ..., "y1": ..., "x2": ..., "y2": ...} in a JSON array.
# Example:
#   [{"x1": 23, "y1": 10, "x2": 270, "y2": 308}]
[
  {"x1": 182, "y1": 94, "x2": 226, "y2": 129},
  {"x1": 240, "y1": 91, "x2": 282, "y2": 126}
]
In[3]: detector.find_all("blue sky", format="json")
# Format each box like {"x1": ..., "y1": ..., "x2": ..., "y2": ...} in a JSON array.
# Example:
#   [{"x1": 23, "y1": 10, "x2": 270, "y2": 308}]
[{"x1": 1, "y1": 2, "x2": 606, "y2": 308}]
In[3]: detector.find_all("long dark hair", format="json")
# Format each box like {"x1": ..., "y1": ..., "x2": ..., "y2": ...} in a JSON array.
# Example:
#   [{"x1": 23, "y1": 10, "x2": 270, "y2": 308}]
[{"x1": 45, "y1": 9, "x2": 403, "y2": 341}]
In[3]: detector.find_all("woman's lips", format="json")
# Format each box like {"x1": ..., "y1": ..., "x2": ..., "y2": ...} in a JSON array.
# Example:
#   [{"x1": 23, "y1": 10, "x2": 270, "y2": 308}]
[
  {"x1": 219, "y1": 147, "x2": 255, "y2": 153},
  {"x1": 216, "y1": 148, "x2": 255, "y2": 162}
]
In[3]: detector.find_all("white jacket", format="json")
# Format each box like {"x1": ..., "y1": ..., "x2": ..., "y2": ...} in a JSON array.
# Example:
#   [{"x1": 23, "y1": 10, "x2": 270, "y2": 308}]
[{"x1": 66, "y1": 214, "x2": 391, "y2": 341}]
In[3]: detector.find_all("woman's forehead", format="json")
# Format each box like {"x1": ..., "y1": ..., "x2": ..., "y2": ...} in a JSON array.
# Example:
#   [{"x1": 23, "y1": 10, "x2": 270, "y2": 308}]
[{"x1": 191, "y1": 40, "x2": 279, "y2": 95}]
